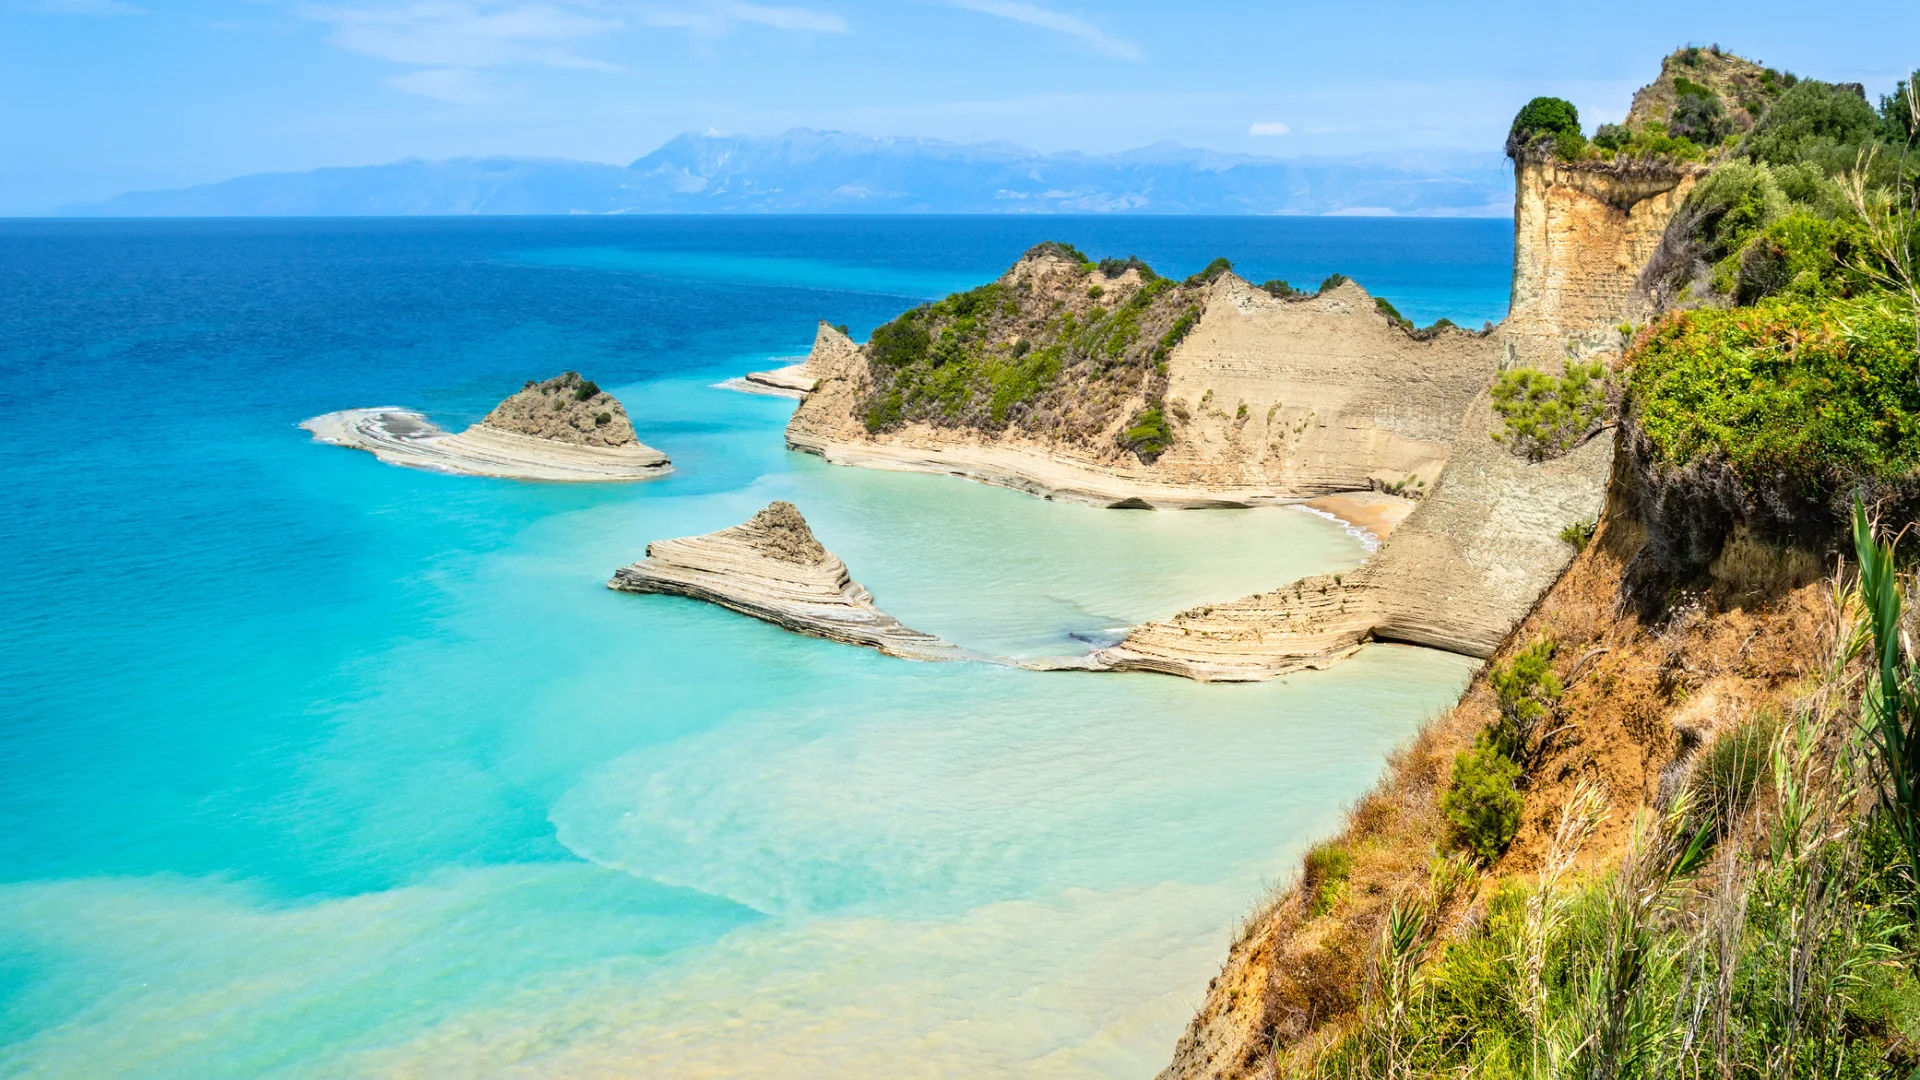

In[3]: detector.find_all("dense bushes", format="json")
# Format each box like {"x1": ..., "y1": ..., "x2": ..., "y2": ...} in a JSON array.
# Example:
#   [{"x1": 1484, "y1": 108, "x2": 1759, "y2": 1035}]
[
  {"x1": 1440, "y1": 639, "x2": 1561, "y2": 865},
  {"x1": 1740, "y1": 79, "x2": 1884, "y2": 174},
  {"x1": 1441, "y1": 743, "x2": 1524, "y2": 863},
  {"x1": 1628, "y1": 295, "x2": 1920, "y2": 487},
  {"x1": 1489, "y1": 361, "x2": 1610, "y2": 462},
  {"x1": 1505, "y1": 97, "x2": 1582, "y2": 148},
  {"x1": 857, "y1": 250, "x2": 1207, "y2": 454},
  {"x1": 1121, "y1": 405, "x2": 1171, "y2": 460}
]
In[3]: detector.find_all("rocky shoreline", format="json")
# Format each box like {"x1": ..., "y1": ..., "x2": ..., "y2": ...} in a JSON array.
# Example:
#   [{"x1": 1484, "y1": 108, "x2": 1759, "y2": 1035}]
[
  {"x1": 608, "y1": 501, "x2": 971, "y2": 662},
  {"x1": 303, "y1": 373, "x2": 671, "y2": 482}
]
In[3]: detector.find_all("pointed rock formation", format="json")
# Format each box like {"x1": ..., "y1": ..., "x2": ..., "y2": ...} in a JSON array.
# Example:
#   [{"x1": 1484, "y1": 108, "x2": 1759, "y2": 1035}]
[
  {"x1": 302, "y1": 372, "x2": 671, "y2": 481},
  {"x1": 720, "y1": 322, "x2": 855, "y2": 398},
  {"x1": 608, "y1": 501, "x2": 968, "y2": 661}
]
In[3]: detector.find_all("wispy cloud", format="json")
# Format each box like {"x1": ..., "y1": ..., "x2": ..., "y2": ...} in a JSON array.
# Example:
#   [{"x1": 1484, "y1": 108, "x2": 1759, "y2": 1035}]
[
  {"x1": 294, "y1": 1, "x2": 848, "y2": 100},
  {"x1": 300, "y1": 2, "x2": 623, "y2": 70},
  {"x1": 1247, "y1": 121, "x2": 1289, "y2": 136},
  {"x1": 15, "y1": 0, "x2": 143, "y2": 14},
  {"x1": 385, "y1": 66, "x2": 499, "y2": 102},
  {"x1": 640, "y1": 0, "x2": 846, "y2": 34},
  {"x1": 947, "y1": 0, "x2": 1138, "y2": 61}
]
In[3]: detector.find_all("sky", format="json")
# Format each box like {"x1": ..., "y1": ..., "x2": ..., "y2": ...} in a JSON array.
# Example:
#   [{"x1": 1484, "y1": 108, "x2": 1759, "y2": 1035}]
[{"x1": 2, "y1": 0, "x2": 1917, "y2": 214}]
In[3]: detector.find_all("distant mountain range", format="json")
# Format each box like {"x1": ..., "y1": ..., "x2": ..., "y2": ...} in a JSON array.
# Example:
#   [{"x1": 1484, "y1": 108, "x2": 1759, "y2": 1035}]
[{"x1": 65, "y1": 128, "x2": 1514, "y2": 217}]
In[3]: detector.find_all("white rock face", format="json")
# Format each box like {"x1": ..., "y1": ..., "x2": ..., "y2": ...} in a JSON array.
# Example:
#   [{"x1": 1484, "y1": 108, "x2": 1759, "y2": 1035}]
[
  {"x1": 608, "y1": 501, "x2": 969, "y2": 662},
  {"x1": 301, "y1": 374, "x2": 670, "y2": 482}
]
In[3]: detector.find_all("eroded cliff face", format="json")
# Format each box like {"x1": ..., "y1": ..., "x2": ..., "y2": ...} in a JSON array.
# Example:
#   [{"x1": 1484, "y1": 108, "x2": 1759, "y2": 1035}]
[
  {"x1": 788, "y1": 260, "x2": 1502, "y2": 506},
  {"x1": 1504, "y1": 160, "x2": 1702, "y2": 367}
]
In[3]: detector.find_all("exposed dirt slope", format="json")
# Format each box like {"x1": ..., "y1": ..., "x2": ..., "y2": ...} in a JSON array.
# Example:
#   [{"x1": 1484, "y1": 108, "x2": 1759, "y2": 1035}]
[{"x1": 1157, "y1": 484, "x2": 1831, "y2": 1078}]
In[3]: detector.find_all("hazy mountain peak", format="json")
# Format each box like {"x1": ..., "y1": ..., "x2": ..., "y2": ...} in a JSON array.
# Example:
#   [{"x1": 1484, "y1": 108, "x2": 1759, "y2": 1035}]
[{"x1": 68, "y1": 128, "x2": 1513, "y2": 218}]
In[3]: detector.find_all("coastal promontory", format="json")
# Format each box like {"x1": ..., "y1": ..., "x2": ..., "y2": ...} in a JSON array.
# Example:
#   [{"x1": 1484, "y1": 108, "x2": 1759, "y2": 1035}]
[
  {"x1": 302, "y1": 372, "x2": 671, "y2": 481},
  {"x1": 607, "y1": 501, "x2": 968, "y2": 661}
]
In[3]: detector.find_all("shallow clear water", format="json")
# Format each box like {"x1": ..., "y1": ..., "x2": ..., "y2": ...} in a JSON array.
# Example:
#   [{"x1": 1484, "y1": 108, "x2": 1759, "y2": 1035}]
[{"x1": 0, "y1": 217, "x2": 1504, "y2": 1078}]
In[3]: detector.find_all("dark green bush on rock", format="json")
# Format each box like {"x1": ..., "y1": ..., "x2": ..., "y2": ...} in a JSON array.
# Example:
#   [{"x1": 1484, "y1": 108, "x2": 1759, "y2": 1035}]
[
  {"x1": 1490, "y1": 360, "x2": 1610, "y2": 462},
  {"x1": 1740, "y1": 79, "x2": 1883, "y2": 175},
  {"x1": 1122, "y1": 405, "x2": 1172, "y2": 461},
  {"x1": 1507, "y1": 96, "x2": 1581, "y2": 159},
  {"x1": 1628, "y1": 295, "x2": 1920, "y2": 488},
  {"x1": 1442, "y1": 742, "x2": 1524, "y2": 864}
]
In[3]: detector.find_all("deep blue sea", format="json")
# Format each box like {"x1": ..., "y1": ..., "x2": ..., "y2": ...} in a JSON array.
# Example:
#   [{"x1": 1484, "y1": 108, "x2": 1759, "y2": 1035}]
[{"x1": 0, "y1": 216, "x2": 1509, "y2": 1078}]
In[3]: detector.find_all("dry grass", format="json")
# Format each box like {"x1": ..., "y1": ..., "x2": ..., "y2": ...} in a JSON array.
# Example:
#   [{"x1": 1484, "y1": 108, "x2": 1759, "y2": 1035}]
[{"x1": 1163, "y1": 494, "x2": 1840, "y2": 1080}]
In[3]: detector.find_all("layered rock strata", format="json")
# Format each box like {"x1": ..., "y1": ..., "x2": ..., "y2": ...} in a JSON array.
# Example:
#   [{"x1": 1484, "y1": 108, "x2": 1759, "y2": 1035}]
[
  {"x1": 720, "y1": 324, "x2": 851, "y2": 398},
  {"x1": 1093, "y1": 394, "x2": 1613, "y2": 678},
  {"x1": 789, "y1": 270, "x2": 1502, "y2": 508},
  {"x1": 1504, "y1": 159, "x2": 1703, "y2": 367},
  {"x1": 302, "y1": 373, "x2": 670, "y2": 482},
  {"x1": 607, "y1": 501, "x2": 967, "y2": 662}
]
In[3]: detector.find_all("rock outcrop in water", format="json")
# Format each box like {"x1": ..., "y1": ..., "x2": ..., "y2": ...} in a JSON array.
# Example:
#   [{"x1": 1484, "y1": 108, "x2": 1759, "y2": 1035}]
[
  {"x1": 301, "y1": 372, "x2": 671, "y2": 481},
  {"x1": 785, "y1": 145, "x2": 1684, "y2": 677},
  {"x1": 720, "y1": 322, "x2": 853, "y2": 398},
  {"x1": 607, "y1": 501, "x2": 968, "y2": 661}
]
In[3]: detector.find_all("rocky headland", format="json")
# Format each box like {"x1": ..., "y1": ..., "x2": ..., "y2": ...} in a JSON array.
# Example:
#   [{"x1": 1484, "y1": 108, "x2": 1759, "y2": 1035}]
[
  {"x1": 781, "y1": 126, "x2": 1693, "y2": 679},
  {"x1": 1155, "y1": 46, "x2": 1920, "y2": 1076},
  {"x1": 718, "y1": 323, "x2": 852, "y2": 398},
  {"x1": 607, "y1": 501, "x2": 969, "y2": 661},
  {"x1": 303, "y1": 372, "x2": 671, "y2": 481}
]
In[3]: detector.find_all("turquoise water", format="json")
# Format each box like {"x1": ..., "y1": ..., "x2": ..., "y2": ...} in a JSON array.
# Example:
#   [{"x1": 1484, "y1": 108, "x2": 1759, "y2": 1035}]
[{"x1": 0, "y1": 217, "x2": 1503, "y2": 1077}]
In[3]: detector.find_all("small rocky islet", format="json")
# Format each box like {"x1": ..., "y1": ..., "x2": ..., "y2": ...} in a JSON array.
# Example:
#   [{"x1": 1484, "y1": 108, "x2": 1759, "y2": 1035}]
[
  {"x1": 303, "y1": 371, "x2": 671, "y2": 481},
  {"x1": 608, "y1": 501, "x2": 969, "y2": 662}
]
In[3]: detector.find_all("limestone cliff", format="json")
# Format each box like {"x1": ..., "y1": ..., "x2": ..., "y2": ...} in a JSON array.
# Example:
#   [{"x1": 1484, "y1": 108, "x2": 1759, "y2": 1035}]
[
  {"x1": 607, "y1": 501, "x2": 968, "y2": 661},
  {"x1": 1503, "y1": 159, "x2": 1703, "y2": 367},
  {"x1": 789, "y1": 257, "x2": 1501, "y2": 507}
]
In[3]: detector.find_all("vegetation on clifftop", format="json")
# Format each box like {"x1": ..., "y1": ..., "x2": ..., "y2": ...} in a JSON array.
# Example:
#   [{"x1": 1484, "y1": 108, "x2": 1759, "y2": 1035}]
[{"x1": 855, "y1": 244, "x2": 1230, "y2": 460}]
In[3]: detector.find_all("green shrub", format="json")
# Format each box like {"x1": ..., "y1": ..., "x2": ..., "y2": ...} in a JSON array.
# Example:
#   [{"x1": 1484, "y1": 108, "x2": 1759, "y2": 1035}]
[
  {"x1": 869, "y1": 309, "x2": 931, "y2": 368},
  {"x1": 1670, "y1": 91, "x2": 1731, "y2": 146},
  {"x1": 1553, "y1": 130, "x2": 1590, "y2": 161},
  {"x1": 1317, "y1": 272, "x2": 1349, "y2": 294},
  {"x1": 864, "y1": 388, "x2": 903, "y2": 433},
  {"x1": 1673, "y1": 75, "x2": 1713, "y2": 101},
  {"x1": 1186, "y1": 257, "x2": 1234, "y2": 286},
  {"x1": 593, "y1": 411, "x2": 612, "y2": 427},
  {"x1": 1593, "y1": 122, "x2": 1630, "y2": 150},
  {"x1": 831, "y1": 323, "x2": 850, "y2": 336},
  {"x1": 1490, "y1": 361, "x2": 1610, "y2": 462},
  {"x1": 1688, "y1": 713, "x2": 1778, "y2": 827},
  {"x1": 1509, "y1": 96, "x2": 1581, "y2": 146},
  {"x1": 1028, "y1": 240, "x2": 1088, "y2": 263},
  {"x1": 1741, "y1": 79, "x2": 1884, "y2": 174},
  {"x1": 1122, "y1": 405, "x2": 1172, "y2": 459},
  {"x1": 1086, "y1": 285, "x2": 1104, "y2": 300},
  {"x1": 1489, "y1": 638, "x2": 1562, "y2": 768},
  {"x1": 1374, "y1": 296, "x2": 1411, "y2": 328},
  {"x1": 574, "y1": 379, "x2": 600, "y2": 401},
  {"x1": 1628, "y1": 295, "x2": 1920, "y2": 485},
  {"x1": 1097, "y1": 255, "x2": 1157, "y2": 281},
  {"x1": 1560, "y1": 518, "x2": 1596, "y2": 551},
  {"x1": 1442, "y1": 742, "x2": 1524, "y2": 864},
  {"x1": 1259, "y1": 279, "x2": 1298, "y2": 298},
  {"x1": 1302, "y1": 840, "x2": 1352, "y2": 918}
]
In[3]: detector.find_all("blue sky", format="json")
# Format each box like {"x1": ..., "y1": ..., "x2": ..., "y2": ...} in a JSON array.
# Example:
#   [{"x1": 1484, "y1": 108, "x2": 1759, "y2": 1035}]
[{"x1": 3, "y1": 0, "x2": 1916, "y2": 213}]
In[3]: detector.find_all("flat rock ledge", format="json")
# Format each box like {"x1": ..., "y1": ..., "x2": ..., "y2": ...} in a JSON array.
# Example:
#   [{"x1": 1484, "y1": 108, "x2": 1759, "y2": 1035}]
[
  {"x1": 608, "y1": 501, "x2": 969, "y2": 662},
  {"x1": 301, "y1": 407, "x2": 671, "y2": 482},
  {"x1": 718, "y1": 361, "x2": 820, "y2": 399}
]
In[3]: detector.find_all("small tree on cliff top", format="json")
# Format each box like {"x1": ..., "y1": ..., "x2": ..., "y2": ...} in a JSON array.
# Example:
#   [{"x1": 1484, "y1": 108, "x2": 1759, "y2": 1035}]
[{"x1": 1508, "y1": 97, "x2": 1582, "y2": 159}]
